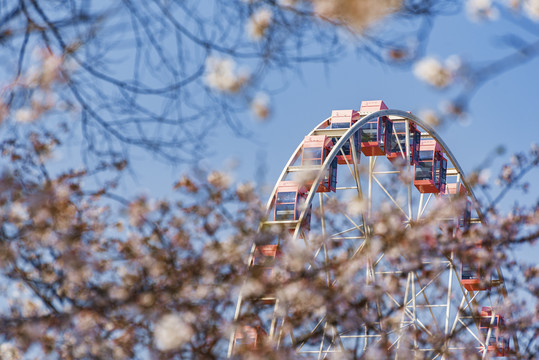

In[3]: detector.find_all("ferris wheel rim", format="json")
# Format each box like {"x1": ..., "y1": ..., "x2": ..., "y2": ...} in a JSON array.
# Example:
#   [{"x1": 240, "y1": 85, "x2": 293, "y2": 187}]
[
  {"x1": 265, "y1": 109, "x2": 484, "y2": 229},
  {"x1": 265, "y1": 108, "x2": 510, "y2": 353},
  {"x1": 235, "y1": 107, "x2": 516, "y2": 358}
]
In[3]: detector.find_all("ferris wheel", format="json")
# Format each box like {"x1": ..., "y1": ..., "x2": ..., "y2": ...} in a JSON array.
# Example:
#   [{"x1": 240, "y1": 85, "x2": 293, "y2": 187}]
[{"x1": 228, "y1": 101, "x2": 518, "y2": 359}]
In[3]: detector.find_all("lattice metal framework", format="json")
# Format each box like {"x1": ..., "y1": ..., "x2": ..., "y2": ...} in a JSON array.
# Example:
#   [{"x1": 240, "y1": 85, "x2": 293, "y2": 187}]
[{"x1": 229, "y1": 108, "x2": 518, "y2": 359}]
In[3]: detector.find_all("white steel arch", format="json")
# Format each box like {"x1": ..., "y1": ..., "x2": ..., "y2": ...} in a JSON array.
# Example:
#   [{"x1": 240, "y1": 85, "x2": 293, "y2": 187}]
[
  {"x1": 265, "y1": 109, "x2": 483, "y2": 227},
  {"x1": 230, "y1": 108, "x2": 516, "y2": 359}
]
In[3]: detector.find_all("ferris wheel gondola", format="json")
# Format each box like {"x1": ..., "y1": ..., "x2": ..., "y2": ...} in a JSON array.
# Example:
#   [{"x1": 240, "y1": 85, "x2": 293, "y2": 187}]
[{"x1": 228, "y1": 101, "x2": 518, "y2": 359}]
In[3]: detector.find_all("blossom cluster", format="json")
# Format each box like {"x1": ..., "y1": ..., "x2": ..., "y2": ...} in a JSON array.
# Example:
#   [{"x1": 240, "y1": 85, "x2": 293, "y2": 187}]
[
  {"x1": 312, "y1": 0, "x2": 403, "y2": 33},
  {"x1": 0, "y1": 144, "x2": 536, "y2": 358},
  {"x1": 466, "y1": 0, "x2": 499, "y2": 21},
  {"x1": 247, "y1": 8, "x2": 273, "y2": 40},
  {"x1": 413, "y1": 57, "x2": 456, "y2": 88},
  {"x1": 205, "y1": 57, "x2": 250, "y2": 93}
]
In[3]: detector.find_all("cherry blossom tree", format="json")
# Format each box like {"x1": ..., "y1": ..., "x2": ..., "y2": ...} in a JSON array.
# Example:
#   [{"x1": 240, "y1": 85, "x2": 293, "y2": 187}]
[
  {"x1": 0, "y1": 0, "x2": 479, "y2": 165},
  {"x1": 0, "y1": 1, "x2": 538, "y2": 359},
  {"x1": 1, "y1": 1, "x2": 537, "y2": 162},
  {"x1": 0, "y1": 137, "x2": 537, "y2": 358}
]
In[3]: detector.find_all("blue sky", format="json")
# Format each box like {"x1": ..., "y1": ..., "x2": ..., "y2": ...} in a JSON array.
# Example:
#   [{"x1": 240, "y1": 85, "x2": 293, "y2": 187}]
[
  {"x1": 115, "y1": 4, "x2": 539, "y2": 284},
  {"x1": 0, "y1": 2, "x2": 536, "y2": 354},
  {"x1": 128, "y1": 4, "x2": 539, "y2": 217}
]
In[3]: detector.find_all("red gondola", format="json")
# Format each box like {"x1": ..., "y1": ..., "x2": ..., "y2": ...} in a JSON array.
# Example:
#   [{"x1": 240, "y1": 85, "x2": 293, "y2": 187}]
[
  {"x1": 458, "y1": 198, "x2": 471, "y2": 233},
  {"x1": 251, "y1": 245, "x2": 281, "y2": 279},
  {"x1": 479, "y1": 307, "x2": 509, "y2": 357},
  {"x1": 414, "y1": 139, "x2": 447, "y2": 194},
  {"x1": 250, "y1": 245, "x2": 281, "y2": 303},
  {"x1": 386, "y1": 120, "x2": 421, "y2": 165},
  {"x1": 273, "y1": 181, "x2": 311, "y2": 237},
  {"x1": 438, "y1": 183, "x2": 471, "y2": 239},
  {"x1": 461, "y1": 262, "x2": 484, "y2": 291},
  {"x1": 443, "y1": 183, "x2": 471, "y2": 233},
  {"x1": 445, "y1": 183, "x2": 465, "y2": 195},
  {"x1": 301, "y1": 135, "x2": 337, "y2": 192},
  {"x1": 233, "y1": 325, "x2": 267, "y2": 352},
  {"x1": 359, "y1": 100, "x2": 393, "y2": 156},
  {"x1": 329, "y1": 109, "x2": 361, "y2": 164},
  {"x1": 460, "y1": 241, "x2": 501, "y2": 291}
]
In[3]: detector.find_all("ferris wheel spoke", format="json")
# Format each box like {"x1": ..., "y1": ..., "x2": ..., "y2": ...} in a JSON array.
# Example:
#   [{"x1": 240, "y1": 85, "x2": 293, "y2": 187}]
[
  {"x1": 321, "y1": 192, "x2": 366, "y2": 236},
  {"x1": 339, "y1": 147, "x2": 357, "y2": 182},
  {"x1": 296, "y1": 316, "x2": 329, "y2": 351},
  {"x1": 372, "y1": 174, "x2": 410, "y2": 220},
  {"x1": 392, "y1": 126, "x2": 406, "y2": 159},
  {"x1": 461, "y1": 320, "x2": 482, "y2": 344},
  {"x1": 407, "y1": 267, "x2": 447, "y2": 302},
  {"x1": 448, "y1": 294, "x2": 469, "y2": 342},
  {"x1": 349, "y1": 238, "x2": 368, "y2": 259},
  {"x1": 317, "y1": 322, "x2": 328, "y2": 358},
  {"x1": 349, "y1": 138, "x2": 363, "y2": 196},
  {"x1": 367, "y1": 156, "x2": 376, "y2": 216},
  {"x1": 328, "y1": 226, "x2": 365, "y2": 238},
  {"x1": 444, "y1": 256, "x2": 455, "y2": 336},
  {"x1": 404, "y1": 120, "x2": 414, "y2": 220},
  {"x1": 416, "y1": 192, "x2": 434, "y2": 220},
  {"x1": 317, "y1": 193, "x2": 333, "y2": 286},
  {"x1": 229, "y1": 107, "x2": 512, "y2": 358},
  {"x1": 394, "y1": 272, "x2": 412, "y2": 353},
  {"x1": 411, "y1": 271, "x2": 443, "y2": 335},
  {"x1": 408, "y1": 314, "x2": 434, "y2": 338}
]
